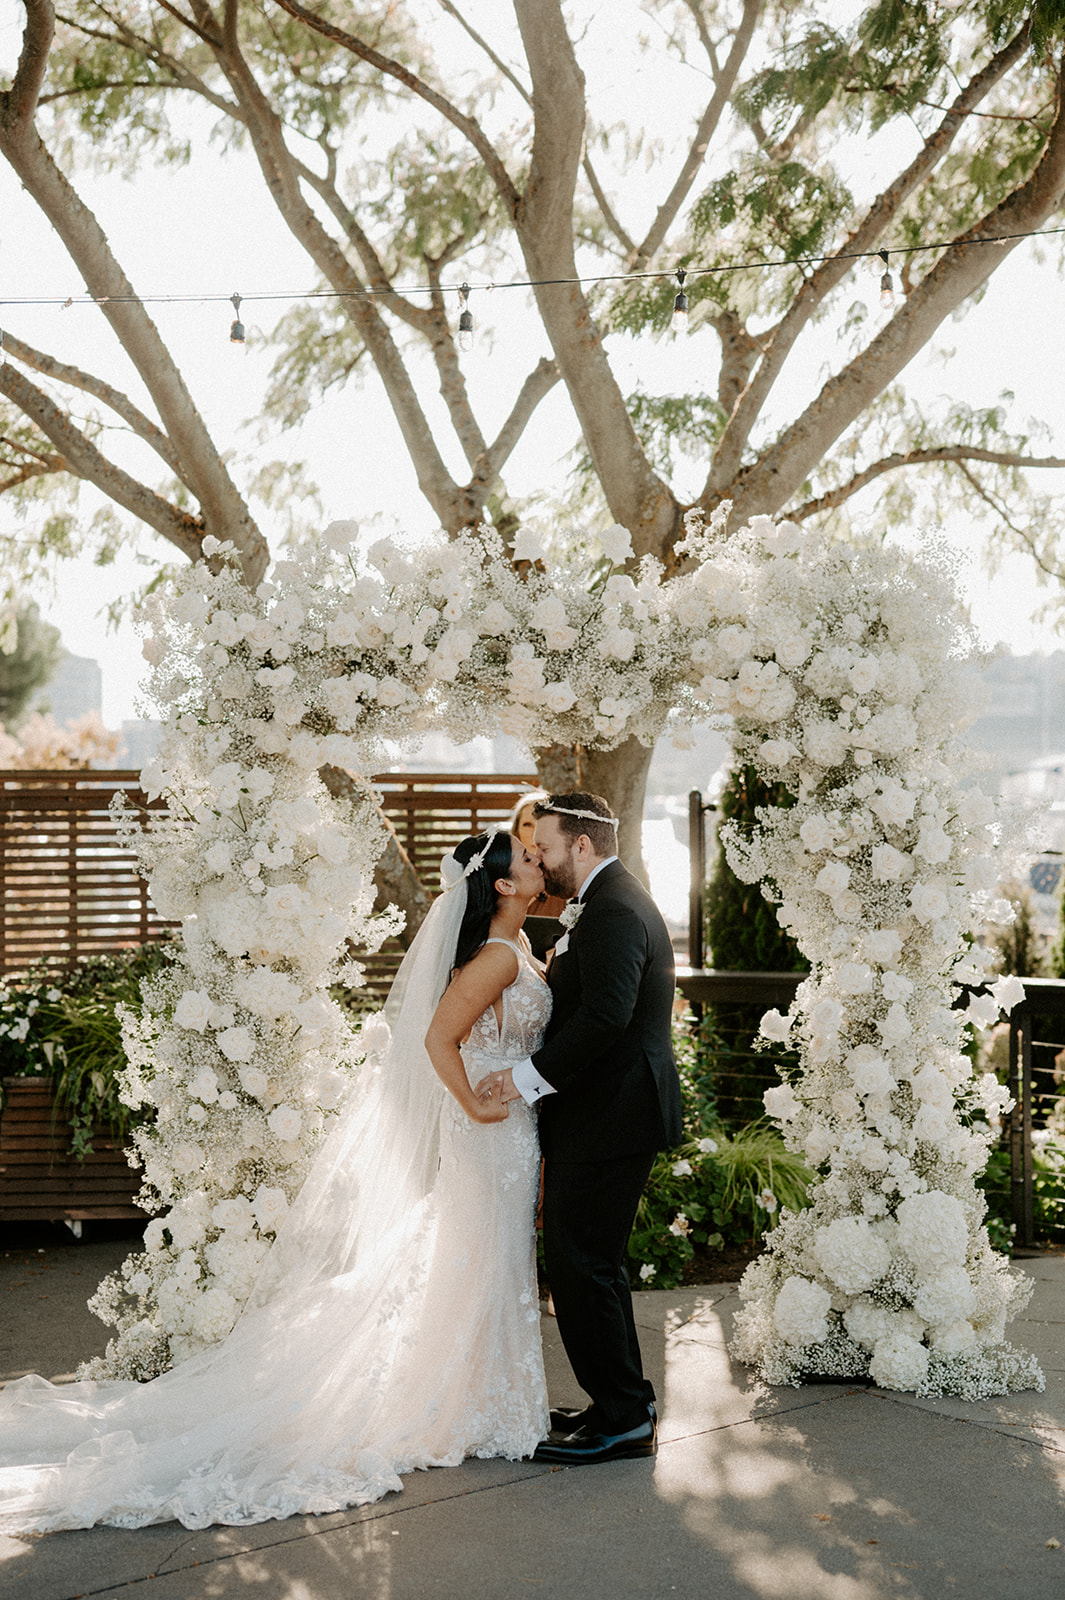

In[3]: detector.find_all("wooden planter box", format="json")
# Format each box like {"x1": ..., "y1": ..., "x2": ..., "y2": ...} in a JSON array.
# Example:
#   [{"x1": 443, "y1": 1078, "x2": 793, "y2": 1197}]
[{"x1": 0, "y1": 1076, "x2": 146, "y2": 1224}]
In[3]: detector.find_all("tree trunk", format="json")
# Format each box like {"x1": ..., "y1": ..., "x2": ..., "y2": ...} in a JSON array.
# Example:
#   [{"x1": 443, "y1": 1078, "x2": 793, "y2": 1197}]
[{"x1": 318, "y1": 764, "x2": 430, "y2": 947}]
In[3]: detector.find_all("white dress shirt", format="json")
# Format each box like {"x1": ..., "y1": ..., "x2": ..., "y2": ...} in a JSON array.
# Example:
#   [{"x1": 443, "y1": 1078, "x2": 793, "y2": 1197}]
[{"x1": 511, "y1": 855, "x2": 619, "y2": 1105}]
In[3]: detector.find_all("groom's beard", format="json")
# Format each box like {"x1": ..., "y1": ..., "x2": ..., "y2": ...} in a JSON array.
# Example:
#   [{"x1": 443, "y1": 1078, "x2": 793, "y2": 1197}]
[{"x1": 542, "y1": 861, "x2": 577, "y2": 900}]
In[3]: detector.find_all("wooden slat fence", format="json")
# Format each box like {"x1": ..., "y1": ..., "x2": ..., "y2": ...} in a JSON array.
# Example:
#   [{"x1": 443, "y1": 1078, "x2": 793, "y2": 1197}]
[
  {"x1": 0, "y1": 1077, "x2": 145, "y2": 1223},
  {"x1": 0, "y1": 768, "x2": 538, "y2": 988},
  {"x1": 0, "y1": 771, "x2": 176, "y2": 977}
]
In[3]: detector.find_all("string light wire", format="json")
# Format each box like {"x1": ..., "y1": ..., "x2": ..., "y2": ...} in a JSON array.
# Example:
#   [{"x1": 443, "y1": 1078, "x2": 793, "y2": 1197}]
[{"x1": 2, "y1": 223, "x2": 1064, "y2": 313}]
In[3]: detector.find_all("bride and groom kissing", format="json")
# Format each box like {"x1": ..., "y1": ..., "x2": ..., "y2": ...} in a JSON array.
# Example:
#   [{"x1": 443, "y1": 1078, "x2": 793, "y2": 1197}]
[{"x1": 0, "y1": 791, "x2": 682, "y2": 1533}]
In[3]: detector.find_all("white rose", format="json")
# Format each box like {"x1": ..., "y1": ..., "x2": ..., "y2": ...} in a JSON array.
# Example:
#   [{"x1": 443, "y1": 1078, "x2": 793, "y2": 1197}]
[
  {"x1": 849, "y1": 656, "x2": 879, "y2": 694},
  {"x1": 878, "y1": 1003, "x2": 912, "y2": 1046},
  {"x1": 758, "y1": 738, "x2": 797, "y2": 768},
  {"x1": 865, "y1": 929, "x2": 903, "y2": 966},
  {"x1": 212, "y1": 1195, "x2": 254, "y2": 1235},
  {"x1": 542, "y1": 680, "x2": 577, "y2": 713},
  {"x1": 264, "y1": 883, "x2": 305, "y2": 919},
  {"x1": 871, "y1": 783, "x2": 915, "y2": 829},
  {"x1": 239, "y1": 1065, "x2": 270, "y2": 1099},
  {"x1": 915, "y1": 826, "x2": 952, "y2": 864},
  {"x1": 478, "y1": 600, "x2": 516, "y2": 636},
  {"x1": 511, "y1": 524, "x2": 547, "y2": 563},
  {"x1": 815, "y1": 861, "x2": 850, "y2": 896},
  {"x1": 871, "y1": 843, "x2": 910, "y2": 882},
  {"x1": 268, "y1": 1104, "x2": 303, "y2": 1142},
  {"x1": 252, "y1": 1186, "x2": 290, "y2": 1234},
  {"x1": 188, "y1": 1066, "x2": 220, "y2": 1103},
  {"x1": 376, "y1": 675, "x2": 408, "y2": 707},
  {"x1": 759, "y1": 1008, "x2": 791, "y2": 1042},
  {"x1": 799, "y1": 815, "x2": 836, "y2": 852},
  {"x1": 174, "y1": 989, "x2": 213, "y2": 1032},
  {"x1": 764, "y1": 1083, "x2": 801, "y2": 1121},
  {"x1": 909, "y1": 881, "x2": 949, "y2": 923},
  {"x1": 599, "y1": 523, "x2": 634, "y2": 565},
  {"x1": 205, "y1": 842, "x2": 232, "y2": 875},
  {"x1": 217, "y1": 1026, "x2": 255, "y2": 1062},
  {"x1": 171, "y1": 1141, "x2": 205, "y2": 1175}
]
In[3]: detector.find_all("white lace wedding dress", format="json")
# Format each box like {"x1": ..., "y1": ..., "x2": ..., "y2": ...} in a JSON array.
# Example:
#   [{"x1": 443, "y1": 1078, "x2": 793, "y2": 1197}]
[{"x1": 0, "y1": 939, "x2": 550, "y2": 1532}]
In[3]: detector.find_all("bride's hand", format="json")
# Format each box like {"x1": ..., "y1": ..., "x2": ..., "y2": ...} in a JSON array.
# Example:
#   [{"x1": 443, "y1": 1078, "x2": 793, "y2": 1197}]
[{"x1": 469, "y1": 1076, "x2": 509, "y2": 1124}]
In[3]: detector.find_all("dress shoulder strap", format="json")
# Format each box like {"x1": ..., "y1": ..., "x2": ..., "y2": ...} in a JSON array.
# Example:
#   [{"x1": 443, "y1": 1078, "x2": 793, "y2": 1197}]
[{"x1": 483, "y1": 937, "x2": 523, "y2": 956}]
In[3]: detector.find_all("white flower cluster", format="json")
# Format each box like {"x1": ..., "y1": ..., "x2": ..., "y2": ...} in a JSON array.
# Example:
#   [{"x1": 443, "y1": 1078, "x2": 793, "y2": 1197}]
[{"x1": 673, "y1": 513, "x2": 1042, "y2": 1398}]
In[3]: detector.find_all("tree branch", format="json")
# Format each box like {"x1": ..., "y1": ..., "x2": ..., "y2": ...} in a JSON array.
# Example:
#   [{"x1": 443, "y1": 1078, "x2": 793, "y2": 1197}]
[
  {"x1": 956, "y1": 461, "x2": 1034, "y2": 548},
  {"x1": 1, "y1": 1, "x2": 267, "y2": 585},
  {"x1": 424, "y1": 254, "x2": 488, "y2": 473},
  {"x1": 727, "y1": 48, "x2": 1065, "y2": 525},
  {"x1": 7, "y1": 0, "x2": 53, "y2": 121},
  {"x1": 481, "y1": 356, "x2": 561, "y2": 480},
  {"x1": 271, "y1": 0, "x2": 520, "y2": 213},
  {"x1": 582, "y1": 155, "x2": 637, "y2": 257},
  {"x1": 435, "y1": 0, "x2": 531, "y2": 104},
  {"x1": 0, "y1": 362, "x2": 205, "y2": 560},
  {"x1": 627, "y1": 0, "x2": 760, "y2": 271},
  {"x1": 512, "y1": 0, "x2": 677, "y2": 556},
  {"x1": 706, "y1": 21, "x2": 1032, "y2": 498},
  {"x1": 789, "y1": 445, "x2": 1065, "y2": 521},
  {"x1": 194, "y1": 0, "x2": 480, "y2": 532},
  {"x1": 1, "y1": 330, "x2": 187, "y2": 479}
]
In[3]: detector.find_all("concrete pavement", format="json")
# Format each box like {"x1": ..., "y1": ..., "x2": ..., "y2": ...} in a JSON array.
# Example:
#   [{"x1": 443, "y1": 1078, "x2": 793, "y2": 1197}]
[{"x1": 0, "y1": 1229, "x2": 1063, "y2": 1600}]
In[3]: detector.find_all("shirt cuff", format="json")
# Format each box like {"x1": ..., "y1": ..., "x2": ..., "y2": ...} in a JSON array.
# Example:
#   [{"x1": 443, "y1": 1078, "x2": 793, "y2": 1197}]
[{"x1": 511, "y1": 1057, "x2": 557, "y2": 1105}]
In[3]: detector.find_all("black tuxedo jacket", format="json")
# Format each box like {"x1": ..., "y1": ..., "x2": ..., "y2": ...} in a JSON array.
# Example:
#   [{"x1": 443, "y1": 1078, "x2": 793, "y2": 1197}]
[{"x1": 532, "y1": 859, "x2": 682, "y2": 1163}]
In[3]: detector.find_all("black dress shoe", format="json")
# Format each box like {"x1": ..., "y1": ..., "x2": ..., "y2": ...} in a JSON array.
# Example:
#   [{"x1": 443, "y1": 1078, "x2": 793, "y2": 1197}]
[
  {"x1": 549, "y1": 1401, "x2": 656, "y2": 1435},
  {"x1": 533, "y1": 1416, "x2": 657, "y2": 1465}
]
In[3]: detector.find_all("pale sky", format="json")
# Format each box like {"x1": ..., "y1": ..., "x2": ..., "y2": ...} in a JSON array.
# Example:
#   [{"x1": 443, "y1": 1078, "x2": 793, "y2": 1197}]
[{"x1": 3, "y1": 2, "x2": 1065, "y2": 725}]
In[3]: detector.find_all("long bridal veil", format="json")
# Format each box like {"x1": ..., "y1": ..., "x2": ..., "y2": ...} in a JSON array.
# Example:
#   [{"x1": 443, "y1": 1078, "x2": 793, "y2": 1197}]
[{"x1": 0, "y1": 868, "x2": 544, "y2": 1532}]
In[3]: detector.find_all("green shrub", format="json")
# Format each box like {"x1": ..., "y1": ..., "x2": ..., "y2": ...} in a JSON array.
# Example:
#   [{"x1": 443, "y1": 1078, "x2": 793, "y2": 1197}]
[
  {"x1": 978, "y1": 1131, "x2": 1065, "y2": 1250},
  {"x1": 626, "y1": 1009, "x2": 813, "y2": 1289},
  {"x1": 0, "y1": 942, "x2": 172, "y2": 1158}
]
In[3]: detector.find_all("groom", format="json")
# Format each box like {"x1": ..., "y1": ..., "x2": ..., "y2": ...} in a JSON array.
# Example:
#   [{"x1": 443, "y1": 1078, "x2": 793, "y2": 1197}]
[{"x1": 479, "y1": 791, "x2": 682, "y2": 1465}]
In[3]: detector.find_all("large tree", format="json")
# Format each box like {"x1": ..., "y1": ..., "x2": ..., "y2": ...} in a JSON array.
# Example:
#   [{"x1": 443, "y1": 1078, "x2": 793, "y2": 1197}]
[{"x1": 4, "y1": 0, "x2": 1065, "y2": 866}]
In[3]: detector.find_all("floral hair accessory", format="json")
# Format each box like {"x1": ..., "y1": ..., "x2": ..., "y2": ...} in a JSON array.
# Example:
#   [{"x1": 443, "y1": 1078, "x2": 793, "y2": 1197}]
[
  {"x1": 540, "y1": 803, "x2": 618, "y2": 829},
  {"x1": 439, "y1": 829, "x2": 499, "y2": 891}
]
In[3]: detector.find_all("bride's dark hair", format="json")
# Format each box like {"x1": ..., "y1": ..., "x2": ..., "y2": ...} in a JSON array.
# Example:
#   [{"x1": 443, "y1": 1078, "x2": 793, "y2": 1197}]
[{"x1": 452, "y1": 830, "x2": 517, "y2": 970}]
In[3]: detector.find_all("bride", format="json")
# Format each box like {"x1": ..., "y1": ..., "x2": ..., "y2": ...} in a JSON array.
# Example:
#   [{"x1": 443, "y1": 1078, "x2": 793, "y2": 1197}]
[{"x1": 0, "y1": 829, "x2": 551, "y2": 1532}]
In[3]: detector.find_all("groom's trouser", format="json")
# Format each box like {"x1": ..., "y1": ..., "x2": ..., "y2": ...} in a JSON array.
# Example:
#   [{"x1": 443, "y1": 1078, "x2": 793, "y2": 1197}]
[{"x1": 541, "y1": 1151, "x2": 657, "y2": 1435}]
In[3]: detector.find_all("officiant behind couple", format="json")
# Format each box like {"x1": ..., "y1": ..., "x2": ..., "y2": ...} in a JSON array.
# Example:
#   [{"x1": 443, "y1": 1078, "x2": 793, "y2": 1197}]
[{"x1": 0, "y1": 792, "x2": 680, "y2": 1532}]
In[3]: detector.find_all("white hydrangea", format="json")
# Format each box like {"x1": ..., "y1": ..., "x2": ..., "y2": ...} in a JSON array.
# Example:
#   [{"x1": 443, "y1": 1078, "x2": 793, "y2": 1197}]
[
  {"x1": 772, "y1": 1276, "x2": 831, "y2": 1346},
  {"x1": 813, "y1": 1218, "x2": 892, "y2": 1294}
]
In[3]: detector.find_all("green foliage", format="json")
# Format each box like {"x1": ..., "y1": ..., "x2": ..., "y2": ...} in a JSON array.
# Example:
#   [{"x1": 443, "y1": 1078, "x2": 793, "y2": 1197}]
[
  {"x1": 0, "y1": 943, "x2": 172, "y2": 1158},
  {"x1": 626, "y1": 1008, "x2": 813, "y2": 1290},
  {"x1": 978, "y1": 1132, "x2": 1065, "y2": 1247},
  {"x1": 629, "y1": 1121, "x2": 813, "y2": 1292},
  {"x1": 706, "y1": 764, "x2": 808, "y2": 974},
  {"x1": 0, "y1": 601, "x2": 61, "y2": 729}
]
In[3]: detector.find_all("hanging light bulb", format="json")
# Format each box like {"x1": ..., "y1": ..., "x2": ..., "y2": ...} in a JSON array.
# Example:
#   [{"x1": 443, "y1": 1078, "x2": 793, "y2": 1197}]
[
  {"x1": 229, "y1": 292, "x2": 246, "y2": 345},
  {"x1": 672, "y1": 268, "x2": 689, "y2": 334},
  {"x1": 458, "y1": 283, "x2": 474, "y2": 352},
  {"x1": 878, "y1": 250, "x2": 895, "y2": 310}
]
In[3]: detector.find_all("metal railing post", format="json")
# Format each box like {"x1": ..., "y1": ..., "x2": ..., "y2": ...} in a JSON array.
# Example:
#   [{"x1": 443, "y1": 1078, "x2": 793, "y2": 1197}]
[{"x1": 688, "y1": 789, "x2": 705, "y2": 972}]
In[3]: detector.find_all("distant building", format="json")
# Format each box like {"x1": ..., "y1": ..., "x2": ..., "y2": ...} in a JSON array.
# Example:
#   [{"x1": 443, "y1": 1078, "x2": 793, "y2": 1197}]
[
  {"x1": 966, "y1": 651, "x2": 1065, "y2": 786},
  {"x1": 33, "y1": 651, "x2": 102, "y2": 723},
  {"x1": 118, "y1": 720, "x2": 163, "y2": 770}
]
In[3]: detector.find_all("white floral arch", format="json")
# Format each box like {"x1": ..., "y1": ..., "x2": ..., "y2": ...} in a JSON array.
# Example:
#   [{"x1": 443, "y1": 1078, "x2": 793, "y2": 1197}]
[{"x1": 89, "y1": 511, "x2": 1042, "y2": 1401}]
